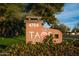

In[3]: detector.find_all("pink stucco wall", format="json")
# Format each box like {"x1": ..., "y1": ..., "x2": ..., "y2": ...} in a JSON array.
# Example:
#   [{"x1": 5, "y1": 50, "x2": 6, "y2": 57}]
[{"x1": 26, "y1": 17, "x2": 62, "y2": 44}]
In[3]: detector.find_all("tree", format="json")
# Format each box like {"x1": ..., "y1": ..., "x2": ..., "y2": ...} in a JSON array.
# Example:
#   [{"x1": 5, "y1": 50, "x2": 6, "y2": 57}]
[
  {"x1": 0, "y1": 4, "x2": 25, "y2": 37},
  {"x1": 0, "y1": 4, "x2": 24, "y2": 21},
  {"x1": 57, "y1": 24, "x2": 70, "y2": 33},
  {"x1": 25, "y1": 3, "x2": 64, "y2": 28},
  {"x1": 72, "y1": 22, "x2": 79, "y2": 32}
]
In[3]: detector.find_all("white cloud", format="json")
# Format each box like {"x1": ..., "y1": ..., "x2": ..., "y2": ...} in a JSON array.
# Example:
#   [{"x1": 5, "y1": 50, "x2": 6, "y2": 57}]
[{"x1": 55, "y1": 4, "x2": 79, "y2": 29}]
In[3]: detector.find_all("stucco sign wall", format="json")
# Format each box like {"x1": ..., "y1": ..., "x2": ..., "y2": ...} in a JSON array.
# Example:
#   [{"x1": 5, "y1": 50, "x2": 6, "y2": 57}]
[{"x1": 26, "y1": 16, "x2": 62, "y2": 44}]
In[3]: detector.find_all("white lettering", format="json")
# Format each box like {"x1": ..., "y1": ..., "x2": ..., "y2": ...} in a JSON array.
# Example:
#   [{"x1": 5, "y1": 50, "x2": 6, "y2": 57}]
[
  {"x1": 29, "y1": 23, "x2": 39, "y2": 27},
  {"x1": 29, "y1": 31, "x2": 34, "y2": 39},
  {"x1": 29, "y1": 31, "x2": 53, "y2": 40},
  {"x1": 34, "y1": 32, "x2": 40, "y2": 40}
]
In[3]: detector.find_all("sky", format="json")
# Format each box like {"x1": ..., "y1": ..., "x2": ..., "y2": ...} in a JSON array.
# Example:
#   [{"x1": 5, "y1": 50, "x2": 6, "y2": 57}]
[{"x1": 55, "y1": 3, "x2": 79, "y2": 29}]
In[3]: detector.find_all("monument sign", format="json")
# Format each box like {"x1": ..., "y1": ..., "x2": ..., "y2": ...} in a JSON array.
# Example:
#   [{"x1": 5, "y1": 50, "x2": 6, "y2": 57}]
[{"x1": 26, "y1": 16, "x2": 62, "y2": 44}]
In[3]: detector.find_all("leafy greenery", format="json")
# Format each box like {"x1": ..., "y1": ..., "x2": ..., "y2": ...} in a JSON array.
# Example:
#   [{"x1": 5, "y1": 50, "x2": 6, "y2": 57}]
[
  {"x1": 0, "y1": 35, "x2": 25, "y2": 47},
  {"x1": 0, "y1": 35, "x2": 79, "y2": 56},
  {"x1": 0, "y1": 4, "x2": 25, "y2": 37},
  {"x1": 56, "y1": 24, "x2": 70, "y2": 33},
  {"x1": 0, "y1": 3, "x2": 79, "y2": 56},
  {"x1": 25, "y1": 3, "x2": 64, "y2": 28},
  {"x1": 72, "y1": 22, "x2": 79, "y2": 32},
  {"x1": 0, "y1": 3, "x2": 67, "y2": 36}
]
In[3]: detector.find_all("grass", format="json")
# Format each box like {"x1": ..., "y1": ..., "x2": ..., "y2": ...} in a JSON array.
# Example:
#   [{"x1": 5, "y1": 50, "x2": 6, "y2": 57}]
[{"x1": 0, "y1": 35, "x2": 26, "y2": 47}]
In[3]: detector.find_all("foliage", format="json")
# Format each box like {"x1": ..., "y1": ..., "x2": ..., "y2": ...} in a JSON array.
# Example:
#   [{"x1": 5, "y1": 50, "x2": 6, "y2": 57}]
[
  {"x1": 43, "y1": 34, "x2": 54, "y2": 48},
  {"x1": 25, "y1": 4, "x2": 64, "y2": 16},
  {"x1": 0, "y1": 35, "x2": 25, "y2": 47},
  {"x1": 56, "y1": 24, "x2": 70, "y2": 33},
  {"x1": 0, "y1": 4, "x2": 25, "y2": 37},
  {"x1": 0, "y1": 4, "x2": 79, "y2": 56},
  {"x1": 0, "y1": 4, "x2": 24, "y2": 19},
  {"x1": 0, "y1": 35, "x2": 79, "y2": 56},
  {"x1": 0, "y1": 19, "x2": 25, "y2": 37},
  {"x1": 0, "y1": 3, "x2": 65, "y2": 36},
  {"x1": 25, "y1": 3, "x2": 64, "y2": 28},
  {"x1": 72, "y1": 22, "x2": 79, "y2": 32}
]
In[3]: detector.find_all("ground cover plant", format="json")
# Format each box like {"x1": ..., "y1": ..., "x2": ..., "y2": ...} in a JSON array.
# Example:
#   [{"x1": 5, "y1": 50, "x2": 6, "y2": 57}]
[{"x1": 0, "y1": 35, "x2": 79, "y2": 56}]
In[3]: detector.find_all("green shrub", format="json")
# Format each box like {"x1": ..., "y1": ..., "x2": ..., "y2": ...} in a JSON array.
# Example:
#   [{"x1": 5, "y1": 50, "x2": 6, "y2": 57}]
[{"x1": 0, "y1": 36, "x2": 79, "y2": 56}]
